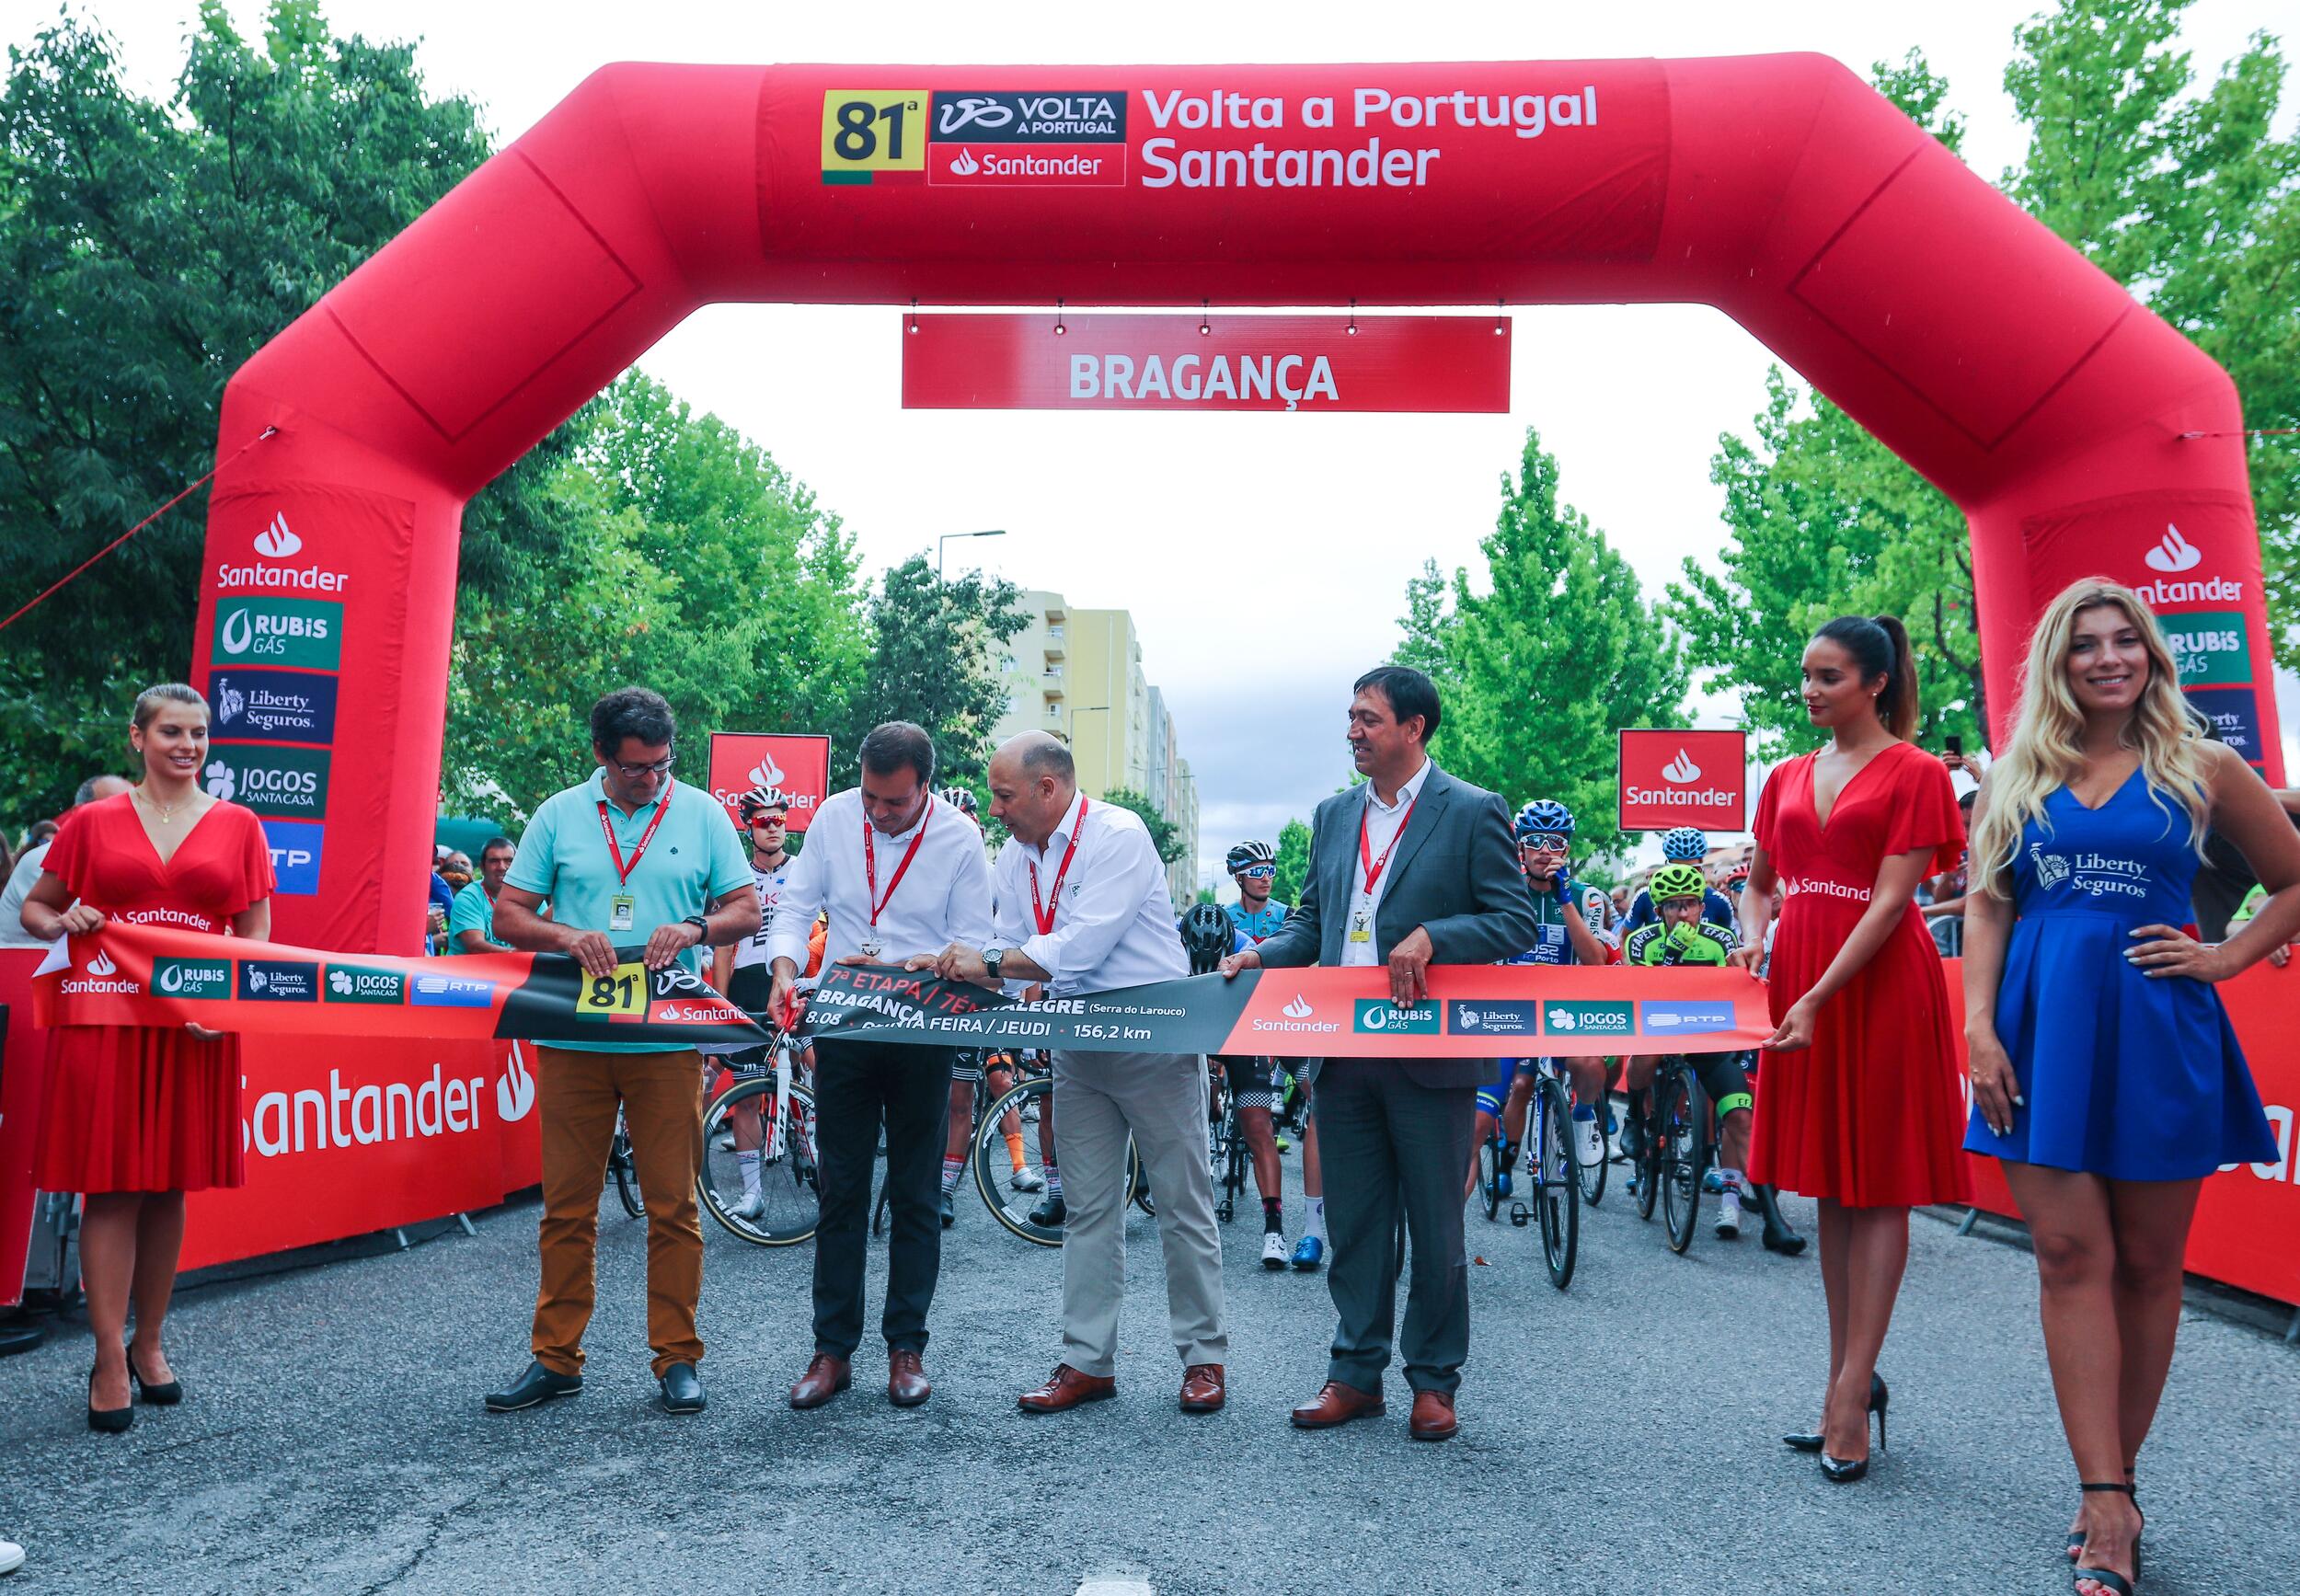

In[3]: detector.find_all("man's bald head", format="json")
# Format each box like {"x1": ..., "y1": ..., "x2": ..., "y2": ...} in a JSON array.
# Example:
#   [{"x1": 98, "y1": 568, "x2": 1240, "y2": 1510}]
[{"x1": 988, "y1": 731, "x2": 1077, "y2": 848}]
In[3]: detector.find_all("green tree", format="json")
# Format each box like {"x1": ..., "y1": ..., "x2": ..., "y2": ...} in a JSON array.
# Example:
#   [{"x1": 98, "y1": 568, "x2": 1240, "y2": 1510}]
[
  {"x1": 1271, "y1": 816, "x2": 1314, "y2": 909},
  {"x1": 0, "y1": 3, "x2": 580, "y2": 814},
  {"x1": 1100, "y1": 786, "x2": 1187, "y2": 866},
  {"x1": 1391, "y1": 558, "x2": 1456, "y2": 686},
  {"x1": 847, "y1": 555, "x2": 1029, "y2": 785},
  {"x1": 1415, "y1": 429, "x2": 1688, "y2": 864}
]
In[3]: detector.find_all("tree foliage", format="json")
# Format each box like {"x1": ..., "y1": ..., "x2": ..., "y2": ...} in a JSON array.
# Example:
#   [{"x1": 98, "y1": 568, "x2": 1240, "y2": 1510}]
[
  {"x1": 848, "y1": 557, "x2": 1028, "y2": 787},
  {"x1": 1393, "y1": 429, "x2": 1687, "y2": 864},
  {"x1": 1271, "y1": 816, "x2": 1314, "y2": 909},
  {"x1": 1100, "y1": 786, "x2": 1188, "y2": 867}
]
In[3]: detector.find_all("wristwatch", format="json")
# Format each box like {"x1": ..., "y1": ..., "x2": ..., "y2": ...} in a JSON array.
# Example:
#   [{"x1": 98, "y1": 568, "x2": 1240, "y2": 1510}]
[
  {"x1": 681, "y1": 913, "x2": 711, "y2": 944},
  {"x1": 983, "y1": 947, "x2": 1005, "y2": 982}
]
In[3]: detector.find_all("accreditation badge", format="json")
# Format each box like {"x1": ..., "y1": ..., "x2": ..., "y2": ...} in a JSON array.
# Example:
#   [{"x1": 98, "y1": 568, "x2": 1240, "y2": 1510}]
[{"x1": 610, "y1": 893, "x2": 636, "y2": 932}]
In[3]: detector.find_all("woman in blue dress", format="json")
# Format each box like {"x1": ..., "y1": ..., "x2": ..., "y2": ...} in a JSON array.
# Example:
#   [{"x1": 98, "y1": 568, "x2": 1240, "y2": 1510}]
[{"x1": 1962, "y1": 578, "x2": 2299, "y2": 1596}]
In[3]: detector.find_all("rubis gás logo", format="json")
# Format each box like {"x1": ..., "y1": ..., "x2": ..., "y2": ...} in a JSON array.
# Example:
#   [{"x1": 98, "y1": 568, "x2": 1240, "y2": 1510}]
[
  {"x1": 153, "y1": 957, "x2": 231, "y2": 998},
  {"x1": 1353, "y1": 999, "x2": 1440, "y2": 1035},
  {"x1": 210, "y1": 597, "x2": 342, "y2": 670},
  {"x1": 2145, "y1": 523, "x2": 2202, "y2": 574}
]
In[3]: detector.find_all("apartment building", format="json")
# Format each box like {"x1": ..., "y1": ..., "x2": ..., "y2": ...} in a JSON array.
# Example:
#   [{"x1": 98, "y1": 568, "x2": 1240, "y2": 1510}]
[{"x1": 991, "y1": 589, "x2": 1201, "y2": 906}]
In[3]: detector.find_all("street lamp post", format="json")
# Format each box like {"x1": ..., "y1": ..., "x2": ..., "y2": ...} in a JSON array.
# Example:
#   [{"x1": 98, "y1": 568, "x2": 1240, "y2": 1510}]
[{"x1": 937, "y1": 529, "x2": 1006, "y2": 575}]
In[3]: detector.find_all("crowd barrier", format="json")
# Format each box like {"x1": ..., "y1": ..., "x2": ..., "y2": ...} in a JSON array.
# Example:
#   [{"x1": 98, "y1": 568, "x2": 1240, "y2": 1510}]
[{"x1": 4, "y1": 949, "x2": 2294, "y2": 1308}]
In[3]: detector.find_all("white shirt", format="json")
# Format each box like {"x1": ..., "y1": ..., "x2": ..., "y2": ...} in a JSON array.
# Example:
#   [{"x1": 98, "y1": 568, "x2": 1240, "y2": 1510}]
[
  {"x1": 766, "y1": 789, "x2": 994, "y2": 970},
  {"x1": 992, "y1": 791, "x2": 1186, "y2": 996},
  {"x1": 0, "y1": 843, "x2": 50, "y2": 948},
  {"x1": 730, "y1": 857, "x2": 790, "y2": 973},
  {"x1": 1341, "y1": 758, "x2": 1432, "y2": 968}
]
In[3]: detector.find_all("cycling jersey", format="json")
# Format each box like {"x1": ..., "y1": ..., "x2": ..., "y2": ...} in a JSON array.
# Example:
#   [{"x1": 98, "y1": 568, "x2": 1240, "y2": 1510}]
[
  {"x1": 1225, "y1": 899, "x2": 1291, "y2": 943},
  {"x1": 1622, "y1": 916, "x2": 1738, "y2": 967},
  {"x1": 1505, "y1": 888, "x2": 1581, "y2": 967},
  {"x1": 1621, "y1": 886, "x2": 1736, "y2": 937}
]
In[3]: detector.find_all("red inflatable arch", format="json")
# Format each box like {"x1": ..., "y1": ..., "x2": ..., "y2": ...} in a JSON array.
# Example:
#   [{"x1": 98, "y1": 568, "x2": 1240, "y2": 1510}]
[{"x1": 190, "y1": 57, "x2": 2278, "y2": 953}]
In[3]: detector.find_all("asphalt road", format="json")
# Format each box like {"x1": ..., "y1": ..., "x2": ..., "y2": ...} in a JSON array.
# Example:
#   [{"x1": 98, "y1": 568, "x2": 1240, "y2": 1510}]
[{"x1": 2, "y1": 1135, "x2": 2294, "y2": 1595}]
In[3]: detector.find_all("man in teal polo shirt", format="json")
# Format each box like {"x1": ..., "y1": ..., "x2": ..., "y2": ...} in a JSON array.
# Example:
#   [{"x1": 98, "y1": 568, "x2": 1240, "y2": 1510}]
[
  {"x1": 482, "y1": 687, "x2": 757, "y2": 1418},
  {"x1": 447, "y1": 835, "x2": 516, "y2": 953}
]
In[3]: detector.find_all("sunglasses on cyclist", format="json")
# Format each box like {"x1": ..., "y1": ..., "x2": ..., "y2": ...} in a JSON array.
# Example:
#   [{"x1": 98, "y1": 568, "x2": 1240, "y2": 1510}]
[
  {"x1": 1519, "y1": 833, "x2": 1570, "y2": 854},
  {"x1": 748, "y1": 810, "x2": 788, "y2": 826},
  {"x1": 1237, "y1": 864, "x2": 1276, "y2": 879}
]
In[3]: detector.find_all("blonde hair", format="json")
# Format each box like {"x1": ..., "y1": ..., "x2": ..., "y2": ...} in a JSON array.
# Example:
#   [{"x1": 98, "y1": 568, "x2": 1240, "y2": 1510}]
[{"x1": 1970, "y1": 580, "x2": 2212, "y2": 898}]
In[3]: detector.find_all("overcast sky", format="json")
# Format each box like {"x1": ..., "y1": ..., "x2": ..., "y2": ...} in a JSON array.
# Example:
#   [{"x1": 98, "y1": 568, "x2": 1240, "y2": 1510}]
[{"x1": 14, "y1": 0, "x2": 2296, "y2": 886}]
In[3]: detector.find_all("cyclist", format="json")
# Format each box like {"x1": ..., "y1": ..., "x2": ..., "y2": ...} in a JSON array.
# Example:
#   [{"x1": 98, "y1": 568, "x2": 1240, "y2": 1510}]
[
  {"x1": 707, "y1": 785, "x2": 794, "y2": 1223},
  {"x1": 1621, "y1": 863, "x2": 1754, "y2": 1239},
  {"x1": 1179, "y1": 899, "x2": 1290, "y2": 1269},
  {"x1": 1222, "y1": 841, "x2": 1328, "y2": 1269},
  {"x1": 937, "y1": 787, "x2": 1039, "y2": 1223},
  {"x1": 1620, "y1": 827, "x2": 1738, "y2": 935}
]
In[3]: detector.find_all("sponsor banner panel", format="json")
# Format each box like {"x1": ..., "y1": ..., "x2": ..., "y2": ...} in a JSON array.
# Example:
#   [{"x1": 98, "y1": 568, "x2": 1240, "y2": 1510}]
[
  {"x1": 208, "y1": 669, "x2": 339, "y2": 744},
  {"x1": 205, "y1": 742, "x2": 330, "y2": 821},
  {"x1": 1945, "y1": 959, "x2": 2300, "y2": 1309},
  {"x1": 902, "y1": 314, "x2": 1509, "y2": 414},
  {"x1": 259, "y1": 820, "x2": 325, "y2": 895},
  {"x1": 706, "y1": 733, "x2": 832, "y2": 832},
  {"x1": 1618, "y1": 728, "x2": 1748, "y2": 832},
  {"x1": 33, "y1": 924, "x2": 774, "y2": 1049},
  {"x1": 801, "y1": 961, "x2": 1772, "y2": 1057},
  {"x1": 2019, "y1": 491, "x2": 2278, "y2": 776}
]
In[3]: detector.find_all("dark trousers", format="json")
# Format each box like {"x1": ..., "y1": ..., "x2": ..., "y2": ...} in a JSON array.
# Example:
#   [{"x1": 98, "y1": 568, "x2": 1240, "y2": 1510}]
[
  {"x1": 1317, "y1": 1059, "x2": 1477, "y2": 1396},
  {"x1": 810, "y1": 1038, "x2": 954, "y2": 1361}
]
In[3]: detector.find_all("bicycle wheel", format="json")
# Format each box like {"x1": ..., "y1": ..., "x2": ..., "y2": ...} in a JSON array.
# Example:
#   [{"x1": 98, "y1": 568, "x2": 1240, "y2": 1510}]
[
  {"x1": 609, "y1": 1122, "x2": 646, "y2": 1218},
  {"x1": 1535, "y1": 1075, "x2": 1579, "y2": 1289},
  {"x1": 698, "y1": 1075, "x2": 821, "y2": 1246},
  {"x1": 1634, "y1": 1097, "x2": 1661, "y2": 1223},
  {"x1": 1478, "y1": 1127, "x2": 1504, "y2": 1222},
  {"x1": 1574, "y1": 1085, "x2": 1609, "y2": 1208},
  {"x1": 972, "y1": 1078, "x2": 1143, "y2": 1245},
  {"x1": 1660, "y1": 1062, "x2": 1706, "y2": 1255}
]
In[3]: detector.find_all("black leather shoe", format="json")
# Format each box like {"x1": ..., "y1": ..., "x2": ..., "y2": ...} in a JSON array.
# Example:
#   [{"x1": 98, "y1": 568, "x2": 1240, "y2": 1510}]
[
  {"x1": 659, "y1": 1361, "x2": 706, "y2": 1415},
  {"x1": 939, "y1": 1191, "x2": 956, "y2": 1228},
  {"x1": 483, "y1": 1359, "x2": 582, "y2": 1413},
  {"x1": 87, "y1": 1368, "x2": 133, "y2": 1434},
  {"x1": 1029, "y1": 1194, "x2": 1067, "y2": 1226}
]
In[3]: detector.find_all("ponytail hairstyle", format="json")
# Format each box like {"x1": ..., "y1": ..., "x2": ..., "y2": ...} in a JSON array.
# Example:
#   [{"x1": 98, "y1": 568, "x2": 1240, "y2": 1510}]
[
  {"x1": 1811, "y1": 614, "x2": 1919, "y2": 741},
  {"x1": 131, "y1": 682, "x2": 207, "y2": 733}
]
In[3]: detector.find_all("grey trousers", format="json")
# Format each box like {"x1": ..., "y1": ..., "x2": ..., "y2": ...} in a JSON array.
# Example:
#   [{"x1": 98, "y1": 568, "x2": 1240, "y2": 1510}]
[
  {"x1": 1050, "y1": 1049, "x2": 1227, "y2": 1376},
  {"x1": 1317, "y1": 1058, "x2": 1478, "y2": 1396}
]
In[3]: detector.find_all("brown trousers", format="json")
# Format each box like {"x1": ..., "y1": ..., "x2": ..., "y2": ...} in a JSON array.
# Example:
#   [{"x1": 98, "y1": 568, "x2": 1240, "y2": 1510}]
[{"x1": 531, "y1": 1045, "x2": 705, "y2": 1378}]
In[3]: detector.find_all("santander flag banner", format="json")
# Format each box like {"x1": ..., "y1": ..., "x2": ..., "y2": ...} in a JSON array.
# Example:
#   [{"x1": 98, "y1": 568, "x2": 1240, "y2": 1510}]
[
  {"x1": 707, "y1": 733, "x2": 832, "y2": 832},
  {"x1": 901, "y1": 313, "x2": 1510, "y2": 413},
  {"x1": 1618, "y1": 729, "x2": 1748, "y2": 832}
]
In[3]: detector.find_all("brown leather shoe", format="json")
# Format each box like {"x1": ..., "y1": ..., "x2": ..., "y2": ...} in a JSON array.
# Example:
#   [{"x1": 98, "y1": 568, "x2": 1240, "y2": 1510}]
[
  {"x1": 1290, "y1": 1380, "x2": 1386, "y2": 1429},
  {"x1": 1017, "y1": 1363, "x2": 1116, "y2": 1414},
  {"x1": 888, "y1": 1349, "x2": 931, "y2": 1408},
  {"x1": 1179, "y1": 1363, "x2": 1225, "y2": 1414},
  {"x1": 1409, "y1": 1389, "x2": 1459, "y2": 1441},
  {"x1": 788, "y1": 1353, "x2": 851, "y2": 1410}
]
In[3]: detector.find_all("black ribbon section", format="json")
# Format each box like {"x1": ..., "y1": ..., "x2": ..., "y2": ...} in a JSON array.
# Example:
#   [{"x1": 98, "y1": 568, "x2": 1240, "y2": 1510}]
[
  {"x1": 799, "y1": 963, "x2": 1258, "y2": 1054},
  {"x1": 497, "y1": 948, "x2": 775, "y2": 1046}
]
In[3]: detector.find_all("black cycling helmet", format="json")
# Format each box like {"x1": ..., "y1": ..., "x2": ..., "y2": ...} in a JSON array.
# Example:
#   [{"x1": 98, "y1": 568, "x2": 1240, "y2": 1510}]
[
  {"x1": 1225, "y1": 839, "x2": 1276, "y2": 875},
  {"x1": 1179, "y1": 901, "x2": 1236, "y2": 974},
  {"x1": 937, "y1": 785, "x2": 979, "y2": 817}
]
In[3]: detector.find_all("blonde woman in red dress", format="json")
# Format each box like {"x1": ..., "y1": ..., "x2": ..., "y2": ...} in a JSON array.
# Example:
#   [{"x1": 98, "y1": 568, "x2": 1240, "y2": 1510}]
[
  {"x1": 20, "y1": 683, "x2": 274, "y2": 1433},
  {"x1": 1732, "y1": 615, "x2": 1970, "y2": 1484}
]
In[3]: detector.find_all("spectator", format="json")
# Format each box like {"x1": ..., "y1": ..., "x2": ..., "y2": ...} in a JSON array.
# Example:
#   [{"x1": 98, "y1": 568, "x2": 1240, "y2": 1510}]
[
  {"x1": 0, "y1": 776, "x2": 132, "y2": 948},
  {"x1": 447, "y1": 838, "x2": 516, "y2": 954},
  {"x1": 1920, "y1": 791, "x2": 1979, "y2": 956}
]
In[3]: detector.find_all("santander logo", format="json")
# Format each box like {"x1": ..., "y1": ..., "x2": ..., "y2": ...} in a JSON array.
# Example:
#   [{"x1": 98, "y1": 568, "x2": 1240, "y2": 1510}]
[
  {"x1": 496, "y1": 1044, "x2": 536, "y2": 1122},
  {"x1": 2145, "y1": 523, "x2": 2202, "y2": 574},
  {"x1": 949, "y1": 148, "x2": 981, "y2": 177},
  {"x1": 88, "y1": 949, "x2": 119, "y2": 977},
  {"x1": 1661, "y1": 749, "x2": 1702, "y2": 785},
  {"x1": 1282, "y1": 994, "x2": 1314, "y2": 1018},
  {"x1": 748, "y1": 752, "x2": 785, "y2": 787},
  {"x1": 254, "y1": 512, "x2": 302, "y2": 558}
]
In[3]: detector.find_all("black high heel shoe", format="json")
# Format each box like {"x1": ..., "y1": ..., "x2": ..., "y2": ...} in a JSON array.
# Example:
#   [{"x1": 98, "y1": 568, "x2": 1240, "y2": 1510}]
[
  {"x1": 127, "y1": 1340, "x2": 182, "y2": 1406},
  {"x1": 2071, "y1": 1481, "x2": 2141, "y2": 1594},
  {"x1": 1783, "y1": 1371, "x2": 1884, "y2": 1453},
  {"x1": 86, "y1": 1368, "x2": 133, "y2": 1434},
  {"x1": 2067, "y1": 1473, "x2": 2140, "y2": 1565},
  {"x1": 1817, "y1": 1373, "x2": 1889, "y2": 1483}
]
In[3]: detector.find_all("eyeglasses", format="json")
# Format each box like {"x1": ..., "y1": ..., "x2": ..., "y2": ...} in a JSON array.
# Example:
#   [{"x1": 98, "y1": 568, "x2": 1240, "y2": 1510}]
[
  {"x1": 1238, "y1": 865, "x2": 1276, "y2": 879},
  {"x1": 1520, "y1": 834, "x2": 1570, "y2": 854},
  {"x1": 612, "y1": 752, "x2": 675, "y2": 779},
  {"x1": 748, "y1": 812, "x2": 788, "y2": 827}
]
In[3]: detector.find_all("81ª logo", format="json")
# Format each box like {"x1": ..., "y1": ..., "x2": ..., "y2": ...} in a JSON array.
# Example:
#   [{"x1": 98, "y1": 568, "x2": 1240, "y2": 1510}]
[{"x1": 821, "y1": 89, "x2": 928, "y2": 184}]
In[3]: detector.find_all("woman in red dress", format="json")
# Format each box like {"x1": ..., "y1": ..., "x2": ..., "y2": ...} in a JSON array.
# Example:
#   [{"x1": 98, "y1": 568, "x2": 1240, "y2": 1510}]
[
  {"x1": 20, "y1": 683, "x2": 274, "y2": 1432},
  {"x1": 1732, "y1": 615, "x2": 1969, "y2": 1483}
]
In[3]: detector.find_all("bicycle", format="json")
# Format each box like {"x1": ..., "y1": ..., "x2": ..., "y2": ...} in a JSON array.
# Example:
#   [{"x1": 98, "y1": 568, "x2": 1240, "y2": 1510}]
[
  {"x1": 1627, "y1": 1055, "x2": 1708, "y2": 1255},
  {"x1": 1506, "y1": 1066, "x2": 1580, "y2": 1289},
  {"x1": 1575, "y1": 1072, "x2": 1611, "y2": 1208},
  {"x1": 696, "y1": 1030, "x2": 822, "y2": 1246},
  {"x1": 972, "y1": 1068, "x2": 1145, "y2": 1247},
  {"x1": 1207, "y1": 1065, "x2": 1250, "y2": 1224},
  {"x1": 607, "y1": 1107, "x2": 644, "y2": 1218}
]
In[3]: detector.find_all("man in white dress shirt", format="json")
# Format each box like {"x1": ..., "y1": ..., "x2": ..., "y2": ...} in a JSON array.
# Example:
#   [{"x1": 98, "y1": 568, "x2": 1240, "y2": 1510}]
[
  {"x1": 768, "y1": 723, "x2": 994, "y2": 1412},
  {"x1": 920, "y1": 731, "x2": 1229, "y2": 1417}
]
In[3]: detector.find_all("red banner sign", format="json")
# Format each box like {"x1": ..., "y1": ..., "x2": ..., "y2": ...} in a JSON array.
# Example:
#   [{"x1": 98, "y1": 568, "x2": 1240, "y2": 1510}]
[
  {"x1": 706, "y1": 732, "x2": 832, "y2": 832},
  {"x1": 900, "y1": 313, "x2": 1510, "y2": 413},
  {"x1": 1618, "y1": 729, "x2": 1748, "y2": 832}
]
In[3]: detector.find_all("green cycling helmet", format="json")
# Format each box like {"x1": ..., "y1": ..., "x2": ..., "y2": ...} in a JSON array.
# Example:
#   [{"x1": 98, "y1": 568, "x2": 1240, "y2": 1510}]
[{"x1": 1649, "y1": 863, "x2": 1708, "y2": 904}]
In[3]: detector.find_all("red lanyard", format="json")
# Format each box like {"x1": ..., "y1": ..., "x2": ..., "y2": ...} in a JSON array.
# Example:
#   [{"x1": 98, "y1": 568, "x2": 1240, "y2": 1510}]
[
  {"x1": 1029, "y1": 798, "x2": 1088, "y2": 936},
  {"x1": 597, "y1": 782, "x2": 673, "y2": 888},
  {"x1": 863, "y1": 799, "x2": 933, "y2": 926},
  {"x1": 1358, "y1": 791, "x2": 1418, "y2": 895}
]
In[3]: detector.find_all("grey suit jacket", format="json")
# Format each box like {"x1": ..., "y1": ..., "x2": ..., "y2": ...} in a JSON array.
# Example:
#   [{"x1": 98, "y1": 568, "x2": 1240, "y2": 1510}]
[{"x1": 1255, "y1": 763, "x2": 1538, "y2": 1087}]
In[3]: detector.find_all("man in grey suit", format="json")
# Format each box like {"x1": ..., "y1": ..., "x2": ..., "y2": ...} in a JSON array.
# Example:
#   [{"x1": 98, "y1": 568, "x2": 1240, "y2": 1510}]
[{"x1": 1221, "y1": 666, "x2": 1535, "y2": 1441}]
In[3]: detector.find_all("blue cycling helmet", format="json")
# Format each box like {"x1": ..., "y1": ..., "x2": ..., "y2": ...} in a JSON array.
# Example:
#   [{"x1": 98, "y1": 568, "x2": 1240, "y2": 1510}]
[
  {"x1": 1661, "y1": 826, "x2": 1708, "y2": 862},
  {"x1": 1515, "y1": 799, "x2": 1574, "y2": 841}
]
